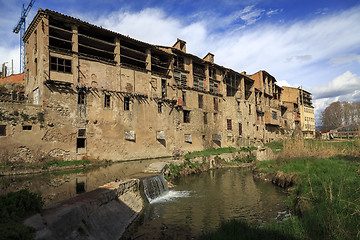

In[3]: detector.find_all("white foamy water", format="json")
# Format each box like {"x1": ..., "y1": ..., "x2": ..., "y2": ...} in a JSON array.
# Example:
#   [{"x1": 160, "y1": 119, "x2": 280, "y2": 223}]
[{"x1": 149, "y1": 190, "x2": 192, "y2": 204}]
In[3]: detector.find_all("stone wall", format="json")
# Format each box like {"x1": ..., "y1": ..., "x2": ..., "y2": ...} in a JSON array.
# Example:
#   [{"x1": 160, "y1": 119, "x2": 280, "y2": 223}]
[{"x1": 24, "y1": 179, "x2": 144, "y2": 240}]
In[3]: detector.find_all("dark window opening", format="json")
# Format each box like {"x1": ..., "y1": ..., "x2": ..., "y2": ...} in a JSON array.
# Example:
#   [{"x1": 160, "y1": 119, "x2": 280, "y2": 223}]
[
  {"x1": 78, "y1": 129, "x2": 86, "y2": 137},
  {"x1": 161, "y1": 79, "x2": 167, "y2": 98},
  {"x1": 0, "y1": 125, "x2": 6, "y2": 136},
  {"x1": 34, "y1": 30, "x2": 37, "y2": 52},
  {"x1": 198, "y1": 94, "x2": 203, "y2": 108},
  {"x1": 78, "y1": 91, "x2": 86, "y2": 105},
  {"x1": 214, "y1": 113, "x2": 218, "y2": 123},
  {"x1": 214, "y1": 97, "x2": 218, "y2": 111},
  {"x1": 183, "y1": 110, "x2": 190, "y2": 123},
  {"x1": 124, "y1": 97, "x2": 130, "y2": 111},
  {"x1": 272, "y1": 111, "x2": 277, "y2": 120},
  {"x1": 182, "y1": 91, "x2": 186, "y2": 107},
  {"x1": 77, "y1": 138, "x2": 86, "y2": 149},
  {"x1": 76, "y1": 181, "x2": 85, "y2": 194},
  {"x1": 209, "y1": 67, "x2": 216, "y2": 79},
  {"x1": 239, "y1": 123, "x2": 242, "y2": 136},
  {"x1": 249, "y1": 104, "x2": 251, "y2": 115},
  {"x1": 104, "y1": 94, "x2": 111, "y2": 108},
  {"x1": 158, "y1": 102, "x2": 162, "y2": 113},
  {"x1": 227, "y1": 119, "x2": 232, "y2": 130},
  {"x1": 22, "y1": 125, "x2": 32, "y2": 131},
  {"x1": 35, "y1": 58, "x2": 37, "y2": 76},
  {"x1": 174, "y1": 55, "x2": 184, "y2": 70},
  {"x1": 50, "y1": 56, "x2": 72, "y2": 73},
  {"x1": 203, "y1": 112, "x2": 208, "y2": 124}
]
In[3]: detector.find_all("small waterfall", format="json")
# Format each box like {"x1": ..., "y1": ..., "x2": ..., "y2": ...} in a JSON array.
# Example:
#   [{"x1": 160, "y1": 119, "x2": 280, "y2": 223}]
[{"x1": 142, "y1": 175, "x2": 169, "y2": 203}]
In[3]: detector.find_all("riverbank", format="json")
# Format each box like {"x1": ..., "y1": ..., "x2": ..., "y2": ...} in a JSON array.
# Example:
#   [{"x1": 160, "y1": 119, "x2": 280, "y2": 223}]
[
  {"x1": 1, "y1": 146, "x2": 263, "y2": 239},
  {"x1": 0, "y1": 158, "x2": 113, "y2": 176},
  {"x1": 200, "y1": 139, "x2": 360, "y2": 240}
]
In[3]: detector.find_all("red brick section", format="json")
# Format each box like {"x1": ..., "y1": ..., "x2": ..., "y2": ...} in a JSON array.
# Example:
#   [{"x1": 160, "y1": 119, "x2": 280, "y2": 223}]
[{"x1": 0, "y1": 73, "x2": 24, "y2": 84}]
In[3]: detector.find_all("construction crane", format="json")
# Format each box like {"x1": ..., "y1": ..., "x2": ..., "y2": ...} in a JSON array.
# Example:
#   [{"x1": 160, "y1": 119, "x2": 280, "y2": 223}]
[{"x1": 13, "y1": 0, "x2": 36, "y2": 73}]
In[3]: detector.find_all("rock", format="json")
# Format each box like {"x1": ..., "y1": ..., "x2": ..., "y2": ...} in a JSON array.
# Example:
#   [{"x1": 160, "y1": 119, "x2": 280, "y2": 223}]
[{"x1": 253, "y1": 147, "x2": 275, "y2": 161}]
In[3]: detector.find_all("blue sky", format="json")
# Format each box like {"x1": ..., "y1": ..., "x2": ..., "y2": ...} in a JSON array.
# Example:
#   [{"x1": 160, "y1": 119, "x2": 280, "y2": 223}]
[{"x1": 1, "y1": 0, "x2": 360, "y2": 124}]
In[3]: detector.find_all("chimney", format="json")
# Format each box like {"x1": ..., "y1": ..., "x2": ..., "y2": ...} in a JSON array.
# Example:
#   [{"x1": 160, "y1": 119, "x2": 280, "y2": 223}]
[
  {"x1": 173, "y1": 38, "x2": 187, "y2": 53},
  {"x1": 203, "y1": 52, "x2": 214, "y2": 63}
]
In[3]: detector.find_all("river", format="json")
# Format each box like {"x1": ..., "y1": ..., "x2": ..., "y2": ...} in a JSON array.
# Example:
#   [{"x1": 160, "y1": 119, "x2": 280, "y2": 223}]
[{"x1": 122, "y1": 168, "x2": 289, "y2": 239}]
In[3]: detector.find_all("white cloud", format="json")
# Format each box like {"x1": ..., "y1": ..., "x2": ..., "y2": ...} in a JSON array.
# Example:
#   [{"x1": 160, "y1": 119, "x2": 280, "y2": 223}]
[
  {"x1": 276, "y1": 80, "x2": 291, "y2": 87},
  {"x1": 0, "y1": 46, "x2": 20, "y2": 75},
  {"x1": 311, "y1": 71, "x2": 360, "y2": 124},
  {"x1": 330, "y1": 54, "x2": 360, "y2": 66},
  {"x1": 311, "y1": 71, "x2": 360, "y2": 99},
  {"x1": 266, "y1": 9, "x2": 283, "y2": 17}
]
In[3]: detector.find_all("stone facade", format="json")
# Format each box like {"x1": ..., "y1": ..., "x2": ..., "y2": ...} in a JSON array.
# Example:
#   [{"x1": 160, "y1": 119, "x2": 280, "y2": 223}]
[
  {"x1": 0, "y1": 9, "x2": 314, "y2": 162},
  {"x1": 282, "y1": 86, "x2": 315, "y2": 138}
]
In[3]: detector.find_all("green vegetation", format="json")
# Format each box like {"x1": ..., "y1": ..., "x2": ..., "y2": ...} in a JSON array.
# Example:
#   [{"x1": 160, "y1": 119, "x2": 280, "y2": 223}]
[
  {"x1": 43, "y1": 159, "x2": 91, "y2": 168},
  {"x1": 202, "y1": 139, "x2": 360, "y2": 240},
  {"x1": 164, "y1": 159, "x2": 204, "y2": 181},
  {"x1": 0, "y1": 189, "x2": 43, "y2": 240},
  {"x1": 264, "y1": 141, "x2": 284, "y2": 153},
  {"x1": 256, "y1": 155, "x2": 360, "y2": 240}
]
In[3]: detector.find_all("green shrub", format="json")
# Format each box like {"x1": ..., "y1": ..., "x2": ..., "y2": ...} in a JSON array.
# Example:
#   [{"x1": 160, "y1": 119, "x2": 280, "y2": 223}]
[{"x1": 0, "y1": 189, "x2": 43, "y2": 240}]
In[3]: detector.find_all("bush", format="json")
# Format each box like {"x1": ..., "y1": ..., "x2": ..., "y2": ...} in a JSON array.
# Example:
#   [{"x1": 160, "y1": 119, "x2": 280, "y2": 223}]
[{"x1": 0, "y1": 189, "x2": 43, "y2": 240}]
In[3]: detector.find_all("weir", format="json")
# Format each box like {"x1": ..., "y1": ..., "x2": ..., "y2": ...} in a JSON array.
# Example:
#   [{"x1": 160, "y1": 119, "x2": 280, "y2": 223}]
[{"x1": 142, "y1": 174, "x2": 169, "y2": 203}]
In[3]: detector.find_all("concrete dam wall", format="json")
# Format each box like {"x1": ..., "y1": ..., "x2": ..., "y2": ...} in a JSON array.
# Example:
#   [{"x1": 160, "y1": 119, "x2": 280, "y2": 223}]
[{"x1": 24, "y1": 176, "x2": 167, "y2": 240}]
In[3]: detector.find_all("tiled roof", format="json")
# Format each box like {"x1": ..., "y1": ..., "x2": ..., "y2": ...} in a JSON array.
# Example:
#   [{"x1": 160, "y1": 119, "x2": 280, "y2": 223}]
[{"x1": 0, "y1": 73, "x2": 24, "y2": 84}]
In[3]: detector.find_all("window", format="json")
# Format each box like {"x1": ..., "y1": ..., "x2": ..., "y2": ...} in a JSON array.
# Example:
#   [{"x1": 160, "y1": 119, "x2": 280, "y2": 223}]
[
  {"x1": 183, "y1": 110, "x2": 190, "y2": 123},
  {"x1": 198, "y1": 94, "x2": 203, "y2": 108},
  {"x1": 161, "y1": 79, "x2": 167, "y2": 98},
  {"x1": 0, "y1": 125, "x2": 6, "y2": 136},
  {"x1": 22, "y1": 125, "x2": 32, "y2": 131},
  {"x1": 249, "y1": 104, "x2": 251, "y2": 115},
  {"x1": 78, "y1": 129, "x2": 86, "y2": 137},
  {"x1": 203, "y1": 112, "x2": 208, "y2": 124},
  {"x1": 104, "y1": 94, "x2": 111, "y2": 108},
  {"x1": 272, "y1": 111, "x2": 277, "y2": 120},
  {"x1": 33, "y1": 88, "x2": 39, "y2": 105},
  {"x1": 214, "y1": 112, "x2": 218, "y2": 123},
  {"x1": 77, "y1": 138, "x2": 86, "y2": 149},
  {"x1": 78, "y1": 91, "x2": 85, "y2": 105},
  {"x1": 50, "y1": 56, "x2": 71, "y2": 73},
  {"x1": 34, "y1": 30, "x2": 37, "y2": 52},
  {"x1": 182, "y1": 91, "x2": 186, "y2": 107},
  {"x1": 239, "y1": 123, "x2": 242, "y2": 136},
  {"x1": 214, "y1": 97, "x2": 218, "y2": 111},
  {"x1": 227, "y1": 119, "x2": 232, "y2": 130},
  {"x1": 124, "y1": 97, "x2": 130, "y2": 111},
  {"x1": 35, "y1": 58, "x2": 37, "y2": 75},
  {"x1": 158, "y1": 102, "x2": 162, "y2": 113}
]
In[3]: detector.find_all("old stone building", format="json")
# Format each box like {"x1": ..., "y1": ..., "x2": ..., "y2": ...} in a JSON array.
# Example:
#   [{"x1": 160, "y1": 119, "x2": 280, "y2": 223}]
[
  {"x1": 0, "y1": 9, "x2": 314, "y2": 162},
  {"x1": 282, "y1": 86, "x2": 315, "y2": 138}
]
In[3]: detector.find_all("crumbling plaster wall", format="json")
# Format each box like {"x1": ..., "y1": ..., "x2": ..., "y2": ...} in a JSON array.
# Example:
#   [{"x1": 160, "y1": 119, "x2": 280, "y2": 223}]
[{"x1": 0, "y1": 102, "x2": 75, "y2": 164}]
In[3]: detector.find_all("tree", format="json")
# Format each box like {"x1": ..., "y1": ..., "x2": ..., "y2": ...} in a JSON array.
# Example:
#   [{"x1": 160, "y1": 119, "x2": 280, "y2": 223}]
[
  {"x1": 321, "y1": 101, "x2": 343, "y2": 130},
  {"x1": 321, "y1": 101, "x2": 360, "y2": 131}
]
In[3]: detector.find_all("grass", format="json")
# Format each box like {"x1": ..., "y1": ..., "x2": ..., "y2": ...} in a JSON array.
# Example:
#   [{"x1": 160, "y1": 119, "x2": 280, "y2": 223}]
[
  {"x1": 43, "y1": 159, "x2": 91, "y2": 168},
  {"x1": 264, "y1": 141, "x2": 284, "y2": 153},
  {"x1": 201, "y1": 139, "x2": 360, "y2": 240},
  {"x1": 0, "y1": 189, "x2": 43, "y2": 240}
]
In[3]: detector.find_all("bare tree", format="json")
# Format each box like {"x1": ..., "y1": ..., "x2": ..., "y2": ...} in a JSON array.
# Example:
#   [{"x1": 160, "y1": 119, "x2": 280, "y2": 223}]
[
  {"x1": 321, "y1": 101, "x2": 360, "y2": 131},
  {"x1": 321, "y1": 101, "x2": 344, "y2": 130}
]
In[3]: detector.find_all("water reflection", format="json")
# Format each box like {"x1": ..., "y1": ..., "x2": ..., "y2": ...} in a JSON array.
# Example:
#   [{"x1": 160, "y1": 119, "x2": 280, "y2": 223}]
[
  {"x1": 122, "y1": 168, "x2": 288, "y2": 239},
  {"x1": 0, "y1": 158, "x2": 173, "y2": 206}
]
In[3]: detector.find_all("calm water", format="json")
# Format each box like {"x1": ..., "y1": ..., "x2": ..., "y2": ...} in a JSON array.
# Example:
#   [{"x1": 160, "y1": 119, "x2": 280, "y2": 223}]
[
  {"x1": 122, "y1": 168, "x2": 289, "y2": 239},
  {"x1": 0, "y1": 158, "x2": 173, "y2": 206}
]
